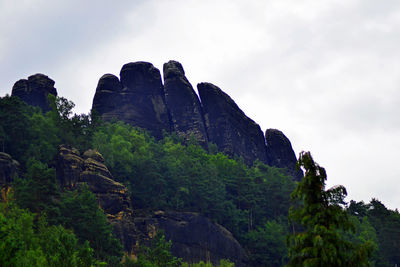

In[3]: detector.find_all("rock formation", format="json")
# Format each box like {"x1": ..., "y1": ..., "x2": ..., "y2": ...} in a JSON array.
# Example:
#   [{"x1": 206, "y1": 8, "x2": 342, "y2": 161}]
[
  {"x1": 265, "y1": 129, "x2": 303, "y2": 180},
  {"x1": 55, "y1": 145, "x2": 132, "y2": 216},
  {"x1": 55, "y1": 145, "x2": 248, "y2": 264},
  {"x1": 163, "y1": 61, "x2": 208, "y2": 148},
  {"x1": 11, "y1": 74, "x2": 57, "y2": 112},
  {"x1": 91, "y1": 61, "x2": 302, "y2": 174},
  {"x1": 55, "y1": 145, "x2": 137, "y2": 253},
  {"x1": 92, "y1": 62, "x2": 171, "y2": 139},
  {"x1": 133, "y1": 210, "x2": 248, "y2": 267},
  {"x1": 0, "y1": 152, "x2": 19, "y2": 201},
  {"x1": 198, "y1": 82, "x2": 268, "y2": 165}
]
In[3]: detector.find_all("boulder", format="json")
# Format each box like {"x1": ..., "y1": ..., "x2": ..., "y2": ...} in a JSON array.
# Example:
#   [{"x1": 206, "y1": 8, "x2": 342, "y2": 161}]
[
  {"x1": 163, "y1": 61, "x2": 208, "y2": 148},
  {"x1": 11, "y1": 73, "x2": 57, "y2": 112},
  {"x1": 92, "y1": 62, "x2": 171, "y2": 139},
  {"x1": 133, "y1": 210, "x2": 248, "y2": 267},
  {"x1": 198, "y1": 82, "x2": 267, "y2": 165},
  {"x1": 265, "y1": 129, "x2": 303, "y2": 180}
]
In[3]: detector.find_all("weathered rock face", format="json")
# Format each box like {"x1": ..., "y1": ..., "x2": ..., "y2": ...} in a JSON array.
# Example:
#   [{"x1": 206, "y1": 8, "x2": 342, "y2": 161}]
[
  {"x1": 0, "y1": 152, "x2": 19, "y2": 201},
  {"x1": 56, "y1": 145, "x2": 83, "y2": 189},
  {"x1": 198, "y1": 82, "x2": 267, "y2": 165},
  {"x1": 133, "y1": 210, "x2": 248, "y2": 267},
  {"x1": 92, "y1": 62, "x2": 171, "y2": 139},
  {"x1": 11, "y1": 74, "x2": 57, "y2": 112},
  {"x1": 92, "y1": 74, "x2": 122, "y2": 115},
  {"x1": 163, "y1": 61, "x2": 208, "y2": 148},
  {"x1": 56, "y1": 145, "x2": 132, "y2": 216},
  {"x1": 265, "y1": 129, "x2": 303, "y2": 180},
  {"x1": 56, "y1": 145, "x2": 137, "y2": 253}
]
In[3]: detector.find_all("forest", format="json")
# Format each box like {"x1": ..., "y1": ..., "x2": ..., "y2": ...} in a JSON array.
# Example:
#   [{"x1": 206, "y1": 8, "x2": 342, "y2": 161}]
[{"x1": 1, "y1": 94, "x2": 400, "y2": 266}]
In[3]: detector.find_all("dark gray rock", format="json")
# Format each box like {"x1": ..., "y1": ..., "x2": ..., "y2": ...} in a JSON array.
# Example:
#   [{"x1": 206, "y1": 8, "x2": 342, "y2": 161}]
[
  {"x1": 0, "y1": 152, "x2": 19, "y2": 186},
  {"x1": 265, "y1": 129, "x2": 303, "y2": 180},
  {"x1": 92, "y1": 62, "x2": 171, "y2": 139},
  {"x1": 133, "y1": 210, "x2": 249, "y2": 267},
  {"x1": 11, "y1": 74, "x2": 57, "y2": 112},
  {"x1": 198, "y1": 82, "x2": 267, "y2": 165},
  {"x1": 92, "y1": 74, "x2": 122, "y2": 115},
  {"x1": 163, "y1": 61, "x2": 208, "y2": 148}
]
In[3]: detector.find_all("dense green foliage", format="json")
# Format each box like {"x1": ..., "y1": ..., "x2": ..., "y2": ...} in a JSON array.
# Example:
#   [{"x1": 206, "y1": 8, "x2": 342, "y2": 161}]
[
  {"x1": 0, "y1": 199, "x2": 99, "y2": 266},
  {"x1": 12, "y1": 160, "x2": 124, "y2": 265},
  {"x1": 287, "y1": 152, "x2": 374, "y2": 266},
  {"x1": 91, "y1": 121, "x2": 295, "y2": 265},
  {"x1": 124, "y1": 232, "x2": 182, "y2": 267},
  {"x1": 1, "y1": 94, "x2": 400, "y2": 266}
]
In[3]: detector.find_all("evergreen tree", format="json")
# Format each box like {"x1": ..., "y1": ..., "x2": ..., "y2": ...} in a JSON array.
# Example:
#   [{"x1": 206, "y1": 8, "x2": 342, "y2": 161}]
[
  {"x1": 59, "y1": 185, "x2": 123, "y2": 265},
  {"x1": 287, "y1": 152, "x2": 374, "y2": 266}
]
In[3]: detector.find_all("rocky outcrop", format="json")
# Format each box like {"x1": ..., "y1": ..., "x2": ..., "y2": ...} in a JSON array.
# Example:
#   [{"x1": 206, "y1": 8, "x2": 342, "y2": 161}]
[
  {"x1": 92, "y1": 62, "x2": 171, "y2": 139},
  {"x1": 56, "y1": 145, "x2": 248, "y2": 264},
  {"x1": 0, "y1": 152, "x2": 19, "y2": 201},
  {"x1": 55, "y1": 145, "x2": 137, "y2": 253},
  {"x1": 56, "y1": 145, "x2": 132, "y2": 216},
  {"x1": 265, "y1": 129, "x2": 303, "y2": 180},
  {"x1": 198, "y1": 82, "x2": 268, "y2": 165},
  {"x1": 56, "y1": 145, "x2": 83, "y2": 189},
  {"x1": 163, "y1": 61, "x2": 208, "y2": 148},
  {"x1": 91, "y1": 61, "x2": 302, "y2": 171},
  {"x1": 133, "y1": 210, "x2": 248, "y2": 267},
  {"x1": 11, "y1": 74, "x2": 57, "y2": 112}
]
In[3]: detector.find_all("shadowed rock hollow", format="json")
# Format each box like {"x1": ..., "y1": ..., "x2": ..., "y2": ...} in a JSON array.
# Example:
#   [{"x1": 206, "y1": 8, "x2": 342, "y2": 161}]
[{"x1": 0, "y1": 152, "x2": 19, "y2": 201}]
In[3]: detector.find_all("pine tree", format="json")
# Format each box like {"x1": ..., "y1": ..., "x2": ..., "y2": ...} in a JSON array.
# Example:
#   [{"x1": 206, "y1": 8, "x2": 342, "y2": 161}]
[{"x1": 287, "y1": 152, "x2": 374, "y2": 266}]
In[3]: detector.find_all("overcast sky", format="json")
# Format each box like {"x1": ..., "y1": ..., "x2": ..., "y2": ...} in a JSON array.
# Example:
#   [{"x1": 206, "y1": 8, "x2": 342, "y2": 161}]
[{"x1": 1, "y1": 0, "x2": 400, "y2": 209}]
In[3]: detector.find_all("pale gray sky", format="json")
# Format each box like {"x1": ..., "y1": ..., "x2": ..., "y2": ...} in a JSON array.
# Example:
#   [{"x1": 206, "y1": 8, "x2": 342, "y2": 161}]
[{"x1": 1, "y1": 0, "x2": 400, "y2": 209}]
